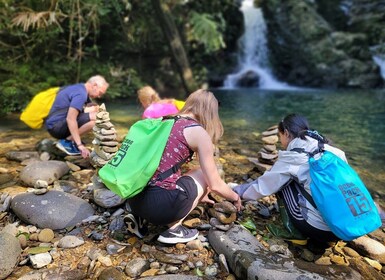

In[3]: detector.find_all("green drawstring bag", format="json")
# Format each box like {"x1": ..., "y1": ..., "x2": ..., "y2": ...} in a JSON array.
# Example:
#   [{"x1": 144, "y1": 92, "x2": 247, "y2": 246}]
[{"x1": 99, "y1": 117, "x2": 176, "y2": 198}]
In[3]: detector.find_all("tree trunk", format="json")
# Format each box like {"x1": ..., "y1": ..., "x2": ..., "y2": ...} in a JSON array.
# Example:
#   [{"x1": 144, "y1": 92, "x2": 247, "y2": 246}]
[{"x1": 151, "y1": 0, "x2": 197, "y2": 96}]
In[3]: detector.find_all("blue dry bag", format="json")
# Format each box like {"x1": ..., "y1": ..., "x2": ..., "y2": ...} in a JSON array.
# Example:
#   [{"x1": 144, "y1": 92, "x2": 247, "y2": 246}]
[{"x1": 293, "y1": 147, "x2": 381, "y2": 241}]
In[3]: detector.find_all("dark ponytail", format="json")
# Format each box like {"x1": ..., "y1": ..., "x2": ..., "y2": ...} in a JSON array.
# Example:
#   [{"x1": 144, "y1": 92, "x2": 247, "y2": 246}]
[{"x1": 278, "y1": 114, "x2": 328, "y2": 143}]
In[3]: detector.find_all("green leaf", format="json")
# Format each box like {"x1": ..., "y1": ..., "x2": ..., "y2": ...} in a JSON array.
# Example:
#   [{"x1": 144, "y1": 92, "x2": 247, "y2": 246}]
[
  {"x1": 27, "y1": 246, "x2": 52, "y2": 255},
  {"x1": 195, "y1": 268, "x2": 204, "y2": 277},
  {"x1": 188, "y1": 12, "x2": 226, "y2": 53},
  {"x1": 240, "y1": 217, "x2": 257, "y2": 231}
]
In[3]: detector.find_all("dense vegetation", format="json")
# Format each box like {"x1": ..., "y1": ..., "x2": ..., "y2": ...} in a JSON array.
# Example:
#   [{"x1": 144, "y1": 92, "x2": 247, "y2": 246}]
[
  {"x1": 0, "y1": 0, "x2": 242, "y2": 115},
  {"x1": 2, "y1": 0, "x2": 384, "y2": 116}
]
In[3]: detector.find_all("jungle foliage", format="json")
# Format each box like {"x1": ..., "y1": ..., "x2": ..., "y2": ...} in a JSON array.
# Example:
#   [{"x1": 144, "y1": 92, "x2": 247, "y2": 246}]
[{"x1": 0, "y1": 0, "x2": 242, "y2": 116}]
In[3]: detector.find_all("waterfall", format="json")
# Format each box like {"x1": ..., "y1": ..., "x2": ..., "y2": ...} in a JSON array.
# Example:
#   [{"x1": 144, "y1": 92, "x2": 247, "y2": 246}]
[
  {"x1": 370, "y1": 44, "x2": 385, "y2": 81},
  {"x1": 373, "y1": 55, "x2": 385, "y2": 81},
  {"x1": 223, "y1": 0, "x2": 289, "y2": 89}
]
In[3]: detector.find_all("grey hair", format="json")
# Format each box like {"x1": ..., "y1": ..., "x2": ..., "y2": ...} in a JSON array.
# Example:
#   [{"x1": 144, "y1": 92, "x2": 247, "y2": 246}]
[{"x1": 87, "y1": 75, "x2": 109, "y2": 88}]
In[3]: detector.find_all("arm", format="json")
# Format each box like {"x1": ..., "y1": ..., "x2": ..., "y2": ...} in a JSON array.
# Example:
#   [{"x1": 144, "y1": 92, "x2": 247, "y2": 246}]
[
  {"x1": 234, "y1": 157, "x2": 293, "y2": 201},
  {"x1": 184, "y1": 126, "x2": 242, "y2": 210}
]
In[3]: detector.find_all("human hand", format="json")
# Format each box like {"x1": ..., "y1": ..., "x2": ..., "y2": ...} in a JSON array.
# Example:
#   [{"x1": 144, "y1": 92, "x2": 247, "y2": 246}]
[
  {"x1": 78, "y1": 144, "x2": 90, "y2": 158},
  {"x1": 233, "y1": 195, "x2": 243, "y2": 212},
  {"x1": 84, "y1": 105, "x2": 99, "y2": 113},
  {"x1": 200, "y1": 193, "x2": 215, "y2": 206}
]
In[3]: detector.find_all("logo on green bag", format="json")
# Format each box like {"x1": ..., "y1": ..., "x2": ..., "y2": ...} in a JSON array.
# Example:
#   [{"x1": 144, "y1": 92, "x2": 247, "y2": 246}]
[{"x1": 108, "y1": 139, "x2": 133, "y2": 167}]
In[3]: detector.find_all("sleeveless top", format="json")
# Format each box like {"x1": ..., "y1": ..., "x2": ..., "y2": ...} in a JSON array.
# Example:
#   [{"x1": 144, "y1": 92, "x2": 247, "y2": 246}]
[{"x1": 150, "y1": 117, "x2": 200, "y2": 190}]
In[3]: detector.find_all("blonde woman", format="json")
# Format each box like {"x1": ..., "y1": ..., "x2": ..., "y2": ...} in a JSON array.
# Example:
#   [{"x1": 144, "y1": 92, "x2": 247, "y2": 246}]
[
  {"x1": 137, "y1": 86, "x2": 185, "y2": 119},
  {"x1": 125, "y1": 89, "x2": 242, "y2": 244}
]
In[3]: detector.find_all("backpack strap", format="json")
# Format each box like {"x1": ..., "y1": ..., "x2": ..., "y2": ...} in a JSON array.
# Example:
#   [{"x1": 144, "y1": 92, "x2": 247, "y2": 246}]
[
  {"x1": 292, "y1": 177, "x2": 317, "y2": 209},
  {"x1": 155, "y1": 151, "x2": 194, "y2": 182},
  {"x1": 291, "y1": 141, "x2": 324, "y2": 158},
  {"x1": 150, "y1": 115, "x2": 195, "y2": 183},
  {"x1": 290, "y1": 141, "x2": 326, "y2": 209}
]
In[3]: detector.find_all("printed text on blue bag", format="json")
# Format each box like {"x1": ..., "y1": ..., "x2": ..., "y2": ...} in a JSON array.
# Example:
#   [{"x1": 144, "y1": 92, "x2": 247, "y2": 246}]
[{"x1": 339, "y1": 183, "x2": 372, "y2": 216}]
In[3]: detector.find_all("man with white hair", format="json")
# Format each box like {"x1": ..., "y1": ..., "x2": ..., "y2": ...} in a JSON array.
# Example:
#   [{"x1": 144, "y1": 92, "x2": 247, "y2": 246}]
[{"x1": 45, "y1": 75, "x2": 109, "y2": 158}]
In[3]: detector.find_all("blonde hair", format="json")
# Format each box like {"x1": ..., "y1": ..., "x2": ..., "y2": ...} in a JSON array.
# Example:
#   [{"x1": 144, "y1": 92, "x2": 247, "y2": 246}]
[
  {"x1": 87, "y1": 75, "x2": 109, "y2": 88},
  {"x1": 179, "y1": 89, "x2": 223, "y2": 144},
  {"x1": 137, "y1": 86, "x2": 161, "y2": 108}
]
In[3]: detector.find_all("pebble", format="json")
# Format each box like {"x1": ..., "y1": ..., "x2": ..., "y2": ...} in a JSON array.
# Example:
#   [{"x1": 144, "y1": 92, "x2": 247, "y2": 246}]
[{"x1": 38, "y1": 228, "x2": 54, "y2": 242}]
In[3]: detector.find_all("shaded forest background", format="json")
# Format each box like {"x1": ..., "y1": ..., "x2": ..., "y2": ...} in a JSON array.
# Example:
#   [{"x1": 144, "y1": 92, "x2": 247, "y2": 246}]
[
  {"x1": 0, "y1": 0, "x2": 243, "y2": 115},
  {"x1": 1, "y1": 0, "x2": 385, "y2": 116}
]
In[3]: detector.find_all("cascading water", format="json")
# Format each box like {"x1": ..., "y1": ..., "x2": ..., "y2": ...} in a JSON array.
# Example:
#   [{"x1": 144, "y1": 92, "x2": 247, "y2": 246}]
[
  {"x1": 373, "y1": 55, "x2": 385, "y2": 81},
  {"x1": 370, "y1": 45, "x2": 385, "y2": 81},
  {"x1": 223, "y1": 0, "x2": 289, "y2": 89}
]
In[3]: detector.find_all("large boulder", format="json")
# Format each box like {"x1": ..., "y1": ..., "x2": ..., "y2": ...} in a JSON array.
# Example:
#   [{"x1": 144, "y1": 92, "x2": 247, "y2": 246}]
[
  {"x1": 19, "y1": 160, "x2": 70, "y2": 187},
  {"x1": 11, "y1": 190, "x2": 95, "y2": 230},
  {"x1": 0, "y1": 232, "x2": 21, "y2": 280}
]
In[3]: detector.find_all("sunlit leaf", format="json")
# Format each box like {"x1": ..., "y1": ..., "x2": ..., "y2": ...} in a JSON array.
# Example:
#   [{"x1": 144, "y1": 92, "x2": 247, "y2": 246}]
[
  {"x1": 195, "y1": 268, "x2": 204, "y2": 276},
  {"x1": 240, "y1": 217, "x2": 257, "y2": 231},
  {"x1": 27, "y1": 246, "x2": 52, "y2": 255}
]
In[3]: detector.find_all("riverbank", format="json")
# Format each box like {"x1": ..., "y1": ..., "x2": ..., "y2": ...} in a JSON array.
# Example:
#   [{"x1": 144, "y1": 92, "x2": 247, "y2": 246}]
[{"x1": 1, "y1": 116, "x2": 385, "y2": 279}]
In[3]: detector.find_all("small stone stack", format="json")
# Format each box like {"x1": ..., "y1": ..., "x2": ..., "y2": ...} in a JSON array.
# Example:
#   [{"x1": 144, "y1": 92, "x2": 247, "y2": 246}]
[
  {"x1": 248, "y1": 125, "x2": 279, "y2": 172},
  {"x1": 90, "y1": 104, "x2": 119, "y2": 168}
]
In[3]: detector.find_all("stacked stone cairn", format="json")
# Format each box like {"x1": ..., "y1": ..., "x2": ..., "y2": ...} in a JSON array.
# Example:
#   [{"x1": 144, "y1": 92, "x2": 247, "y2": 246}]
[
  {"x1": 248, "y1": 125, "x2": 279, "y2": 173},
  {"x1": 90, "y1": 104, "x2": 119, "y2": 168}
]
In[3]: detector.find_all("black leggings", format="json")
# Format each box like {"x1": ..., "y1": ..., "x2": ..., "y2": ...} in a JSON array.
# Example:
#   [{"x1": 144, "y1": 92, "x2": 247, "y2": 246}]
[
  {"x1": 278, "y1": 182, "x2": 338, "y2": 243},
  {"x1": 128, "y1": 176, "x2": 198, "y2": 225}
]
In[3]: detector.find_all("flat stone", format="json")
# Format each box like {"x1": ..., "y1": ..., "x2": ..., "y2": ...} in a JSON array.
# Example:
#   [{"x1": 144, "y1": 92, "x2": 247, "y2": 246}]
[
  {"x1": 263, "y1": 144, "x2": 277, "y2": 152},
  {"x1": 6, "y1": 151, "x2": 39, "y2": 162},
  {"x1": 19, "y1": 160, "x2": 70, "y2": 187},
  {"x1": 11, "y1": 190, "x2": 94, "y2": 230},
  {"x1": 262, "y1": 128, "x2": 278, "y2": 137},
  {"x1": 248, "y1": 157, "x2": 272, "y2": 172},
  {"x1": 261, "y1": 135, "x2": 279, "y2": 145}
]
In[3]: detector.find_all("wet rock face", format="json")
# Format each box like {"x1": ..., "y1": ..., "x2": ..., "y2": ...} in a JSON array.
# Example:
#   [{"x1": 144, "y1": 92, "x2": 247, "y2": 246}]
[
  {"x1": 260, "y1": 0, "x2": 383, "y2": 89},
  {"x1": 90, "y1": 104, "x2": 118, "y2": 168}
]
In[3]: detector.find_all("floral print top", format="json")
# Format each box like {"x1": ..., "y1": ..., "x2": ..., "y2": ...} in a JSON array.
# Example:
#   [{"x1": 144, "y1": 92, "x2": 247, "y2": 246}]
[{"x1": 150, "y1": 117, "x2": 199, "y2": 190}]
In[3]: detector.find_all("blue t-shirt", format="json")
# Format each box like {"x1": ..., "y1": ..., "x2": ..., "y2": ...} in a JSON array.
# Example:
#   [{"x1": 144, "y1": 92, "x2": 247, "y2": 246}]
[{"x1": 45, "y1": 83, "x2": 89, "y2": 129}]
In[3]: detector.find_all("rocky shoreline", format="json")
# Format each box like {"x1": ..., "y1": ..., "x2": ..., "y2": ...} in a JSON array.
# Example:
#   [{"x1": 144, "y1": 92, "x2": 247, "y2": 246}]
[{"x1": 1, "y1": 118, "x2": 385, "y2": 279}]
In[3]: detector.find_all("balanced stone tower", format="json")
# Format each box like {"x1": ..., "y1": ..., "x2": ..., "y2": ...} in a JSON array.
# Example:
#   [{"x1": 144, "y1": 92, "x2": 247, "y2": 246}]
[
  {"x1": 248, "y1": 125, "x2": 279, "y2": 172},
  {"x1": 90, "y1": 104, "x2": 119, "y2": 168}
]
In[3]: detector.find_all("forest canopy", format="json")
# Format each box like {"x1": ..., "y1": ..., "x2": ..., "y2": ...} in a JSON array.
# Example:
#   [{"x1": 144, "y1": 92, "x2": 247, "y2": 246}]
[{"x1": 0, "y1": 0, "x2": 242, "y2": 115}]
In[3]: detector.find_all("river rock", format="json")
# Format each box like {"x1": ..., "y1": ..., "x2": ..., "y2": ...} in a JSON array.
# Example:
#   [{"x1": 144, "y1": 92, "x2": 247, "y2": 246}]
[
  {"x1": 6, "y1": 151, "x2": 39, "y2": 162},
  {"x1": 11, "y1": 190, "x2": 95, "y2": 230},
  {"x1": 29, "y1": 252, "x2": 52, "y2": 268},
  {"x1": 19, "y1": 160, "x2": 70, "y2": 187},
  {"x1": 125, "y1": 258, "x2": 150, "y2": 278},
  {"x1": 350, "y1": 235, "x2": 385, "y2": 264},
  {"x1": 93, "y1": 188, "x2": 126, "y2": 208},
  {"x1": 0, "y1": 232, "x2": 22, "y2": 280}
]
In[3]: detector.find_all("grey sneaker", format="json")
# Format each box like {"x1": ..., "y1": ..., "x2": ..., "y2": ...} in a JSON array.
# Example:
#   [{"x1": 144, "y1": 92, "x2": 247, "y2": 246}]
[
  {"x1": 124, "y1": 214, "x2": 148, "y2": 238},
  {"x1": 157, "y1": 225, "x2": 198, "y2": 244}
]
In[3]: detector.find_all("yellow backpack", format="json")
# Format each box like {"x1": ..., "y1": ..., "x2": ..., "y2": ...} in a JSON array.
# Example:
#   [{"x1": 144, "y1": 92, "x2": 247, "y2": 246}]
[
  {"x1": 20, "y1": 87, "x2": 60, "y2": 129},
  {"x1": 173, "y1": 99, "x2": 185, "y2": 110}
]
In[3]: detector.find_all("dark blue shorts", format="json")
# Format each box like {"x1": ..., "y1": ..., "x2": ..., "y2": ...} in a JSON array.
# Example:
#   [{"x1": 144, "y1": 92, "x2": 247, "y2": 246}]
[
  {"x1": 47, "y1": 112, "x2": 90, "y2": 139},
  {"x1": 128, "y1": 176, "x2": 198, "y2": 225}
]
